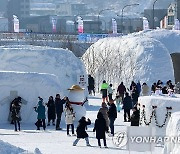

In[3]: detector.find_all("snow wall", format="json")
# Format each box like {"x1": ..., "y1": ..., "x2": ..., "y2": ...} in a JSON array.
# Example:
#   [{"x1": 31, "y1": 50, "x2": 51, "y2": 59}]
[
  {"x1": 0, "y1": 45, "x2": 87, "y2": 123},
  {"x1": 82, "y1": 29, "x2": 180, "y2": 88}
]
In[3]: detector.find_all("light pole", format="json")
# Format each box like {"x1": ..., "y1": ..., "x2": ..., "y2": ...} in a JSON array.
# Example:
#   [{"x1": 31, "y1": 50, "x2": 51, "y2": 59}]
[
  {"x1": 152, "y1": 0, "x2": 158, "y2": 29},
  {"x1": 121, "y1": 3, "x2": 139, "y2": 33},
  {"x1": 98, "y1": 8, "x2": 113, "y2": 33}
]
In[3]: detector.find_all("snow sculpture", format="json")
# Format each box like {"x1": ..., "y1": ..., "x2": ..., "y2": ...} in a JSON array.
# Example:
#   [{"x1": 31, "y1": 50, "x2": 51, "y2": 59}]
[
  {"x1": 163, "y1": 112, "x2": 180, "y2": 154},
  {"x1": 68, "y1": 85, "x2": 86, "y2": 121},
  {"x1": 138, "y1": 95, "x2": 180, "y2": 136}
]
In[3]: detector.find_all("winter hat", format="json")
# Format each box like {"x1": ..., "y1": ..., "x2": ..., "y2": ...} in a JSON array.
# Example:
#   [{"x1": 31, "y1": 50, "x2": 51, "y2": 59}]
[{"x1": 68, "y1": 85, "x2": 84, "y2": 91}]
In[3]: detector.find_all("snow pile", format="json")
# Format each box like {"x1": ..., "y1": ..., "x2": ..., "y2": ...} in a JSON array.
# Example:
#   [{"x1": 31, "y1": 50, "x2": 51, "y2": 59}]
[
  {"x1": 138, "y1": 95, "x2": 180, "y2": 136},
  {"x1": 0, "y1": 45, "x2": 87, "y2": 123},
  {"x1": 163, "y1": 112, "x2": 180, "y2": 154},
  {"x1": 82, "y1": 29, "x2": 180, "y2": 88},
  {"x1": 0, "y1": 140, "x2": 26, "y2": 154}
]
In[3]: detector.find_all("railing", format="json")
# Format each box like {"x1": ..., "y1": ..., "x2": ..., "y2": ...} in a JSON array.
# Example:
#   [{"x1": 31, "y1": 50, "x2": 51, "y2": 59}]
[{"x1": 0, "y1": 32, "x2": 78, "y2": 42}]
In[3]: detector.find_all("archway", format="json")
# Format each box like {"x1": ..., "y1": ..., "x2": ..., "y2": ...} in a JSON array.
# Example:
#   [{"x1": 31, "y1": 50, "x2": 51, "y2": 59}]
[{"x1": 171, "y1": 53, "x2": 180, "y2": 83}]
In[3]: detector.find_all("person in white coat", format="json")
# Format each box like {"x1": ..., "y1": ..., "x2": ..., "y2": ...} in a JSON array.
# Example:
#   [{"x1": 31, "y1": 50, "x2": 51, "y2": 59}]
[{"x1": 64, "y1": 99, "x2": 75, "y2": 136}]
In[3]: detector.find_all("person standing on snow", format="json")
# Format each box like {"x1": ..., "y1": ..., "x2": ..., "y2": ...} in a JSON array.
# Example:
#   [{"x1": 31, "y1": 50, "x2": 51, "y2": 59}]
[
  {"x1": 99, "y1": 102, "x2": 109, "y2": 131},
  {"x1": 100, "y1": 80, "x2": 109, "y2": 103},
  {"x1": 34, "y1": 97, "x2": 46, "y2": 130},
  {"x1": 64, "y1": 99, "x2": 75, "y2": 136},
  {"x1": 122, "y1": 92, "x2": 132, "y2": 122},
  {"x1": 88, "y1": 75, "x2": 95, "y2": 96},
  {"x1": 73, "y1": 117, "x2": 91, "y2": 146},
  {"x1": 11, "y1": 98, "x2": 21, "y2": 131},
  {"x1": 117, "y1": 82, "x2": 126, "y2": 101},
  {"x1": 93, "y1": 112, "x2": 108, "y2": 148},
  {"x1": 107, "y1": 84, "x2": 113, "y2": 100},
  {"x1": 55, "y1": 94, "x2": 66, "y2": 130},
  {"x1": 141, "y1": 83, "x2": 149, "y2": 96},
  {"x1": 46, "y1": 96, "x2": 56, "y2": 126},
  {"x1": 107, "y1": 99, "x2": 117, "y2": 136}
]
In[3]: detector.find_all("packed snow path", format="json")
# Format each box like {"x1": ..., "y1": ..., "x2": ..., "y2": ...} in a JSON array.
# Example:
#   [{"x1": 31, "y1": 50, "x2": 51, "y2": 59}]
[{"x1": 0, "y1": 94, "x2": 163, "y2": 154}]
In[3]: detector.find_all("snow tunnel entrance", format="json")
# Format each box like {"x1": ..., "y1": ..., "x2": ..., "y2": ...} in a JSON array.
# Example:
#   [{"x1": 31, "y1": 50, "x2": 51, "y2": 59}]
[{"x1": 171, "y1": 53, "x2": 180, "y2": 83}]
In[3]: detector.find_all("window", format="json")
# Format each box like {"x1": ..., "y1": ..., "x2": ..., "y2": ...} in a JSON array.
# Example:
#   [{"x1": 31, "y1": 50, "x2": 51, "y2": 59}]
[{"x1": 168, "y1": 16, "x2": 174, "y2": 25}]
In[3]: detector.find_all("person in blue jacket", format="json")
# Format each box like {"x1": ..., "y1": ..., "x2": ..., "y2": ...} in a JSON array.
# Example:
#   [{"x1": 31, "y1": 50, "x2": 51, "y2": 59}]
[{"x1": 34, "y1": 97, "x2": 46, "y2": 130}]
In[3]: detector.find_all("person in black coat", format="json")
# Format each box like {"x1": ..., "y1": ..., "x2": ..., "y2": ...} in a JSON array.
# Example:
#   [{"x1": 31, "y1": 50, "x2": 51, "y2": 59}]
[
  {"x1": 131, "y1": 86, "x2": 139, "y2": 107},
  {"x1": 55, "y1": 94, "x2": 66, "y2": 130},
  {"x1": 123, "y1": 92, "x2": 132, "y2": 122},
  {"x1": 46, "y1": 96, "x2": 56, "y2": 126},
  {"x1": 131, "y1": 107, "x2": 140, "y2": 126},
  {"x1": 93, "y1": 112, "x2": 108, "y2": 148},
  {"x1": 11, "y1": 99, "x2": 21, "y2": 131},
  {"x1": 73, "y1": 117, "x2": 91, "y2": 146},
  {"x1": 108, "y1": 99, "x2": 117, "y2": 136}
]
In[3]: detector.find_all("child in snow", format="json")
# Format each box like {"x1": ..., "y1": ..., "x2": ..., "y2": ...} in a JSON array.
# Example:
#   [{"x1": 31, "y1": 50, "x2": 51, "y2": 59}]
[
  {"x1": 64, "y1": 99, "x2": 76, "y2": 136},
  {"x1": 114, "y1": 93, "x2": 122, "y2": 112},
  {"x1": 73, "y1": 117, "x2": 91, "y2": 146},
  {"x1": 93, "y1": 112, "x2": 108, "y2": 148}
]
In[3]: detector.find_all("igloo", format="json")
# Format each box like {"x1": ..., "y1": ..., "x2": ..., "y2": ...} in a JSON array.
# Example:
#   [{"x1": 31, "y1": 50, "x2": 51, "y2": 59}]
[
  {"x1": 82, "y1": 29, "x2": 180, "y2": 87},
  {"x1": 0, "y1": 45, "x2": 87, "y2": 123}
]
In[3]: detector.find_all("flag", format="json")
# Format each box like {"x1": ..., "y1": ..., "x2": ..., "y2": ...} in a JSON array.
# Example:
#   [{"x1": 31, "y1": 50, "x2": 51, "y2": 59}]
[
  {"x1": 112, "y1": 18, "x2": 117, "y2": 34},
  {"x1": 51, "y1": 17, "x2": 57, "y2": 32},
  {"x1": 77, "y1": 16, "x2": 84, "y2": 33},
  {"x1": 174, "y1": 19, "x2": 180, "y2": 30},
  {"x1": 13, "y1": 15, "x2": 19, "y2": 33},
  {"x1": 143, "y1": 17, "x2": 149, "y2": 30}
]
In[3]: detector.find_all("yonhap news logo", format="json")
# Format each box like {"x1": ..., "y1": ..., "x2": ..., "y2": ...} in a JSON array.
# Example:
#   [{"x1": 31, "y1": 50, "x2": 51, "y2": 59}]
[{"x1": 112, "y1": 131, "x2": 128, "y2": 147}]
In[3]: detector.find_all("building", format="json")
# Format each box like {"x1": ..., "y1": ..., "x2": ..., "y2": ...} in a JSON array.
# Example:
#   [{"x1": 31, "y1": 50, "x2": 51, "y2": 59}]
[
  {"x1": 166, "y1": 1, "x2": 180, "y2": 29},
  {"x1": 7, "y1": 0, "x2": 30, "y2": 31},
  {"x1": 56, "y1": 3, "x2": 88, "y2": 16},
  {"x1": 7, "y1": 0, "x2": 30, "y2": 19},
  {"x1": 30, "y1": 2, "x2": 56, "y2": 16},
  {"x1": 144, "y1": 9, "x2": 167, "y2": 29}
]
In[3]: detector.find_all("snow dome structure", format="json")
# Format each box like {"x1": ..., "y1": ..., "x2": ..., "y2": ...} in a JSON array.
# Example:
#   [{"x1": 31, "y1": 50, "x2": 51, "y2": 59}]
[
  {"x1": 82, "y1": 29, "x2": 180, "y2": 87},
  {"x1": 0, "y1": 45, "x2": 87, "y2": 123}
]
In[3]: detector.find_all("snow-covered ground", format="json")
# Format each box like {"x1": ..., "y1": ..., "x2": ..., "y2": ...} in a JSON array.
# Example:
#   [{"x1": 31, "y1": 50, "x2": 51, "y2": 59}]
[{"x1": 0, "y1": 94, "x2": 163, "y2": 154}]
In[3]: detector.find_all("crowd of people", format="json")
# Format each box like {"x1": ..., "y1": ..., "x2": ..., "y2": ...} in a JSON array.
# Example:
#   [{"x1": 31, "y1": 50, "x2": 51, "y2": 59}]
[{"x1": 8, "y1": 77, "x2": 180, "y2": 148}]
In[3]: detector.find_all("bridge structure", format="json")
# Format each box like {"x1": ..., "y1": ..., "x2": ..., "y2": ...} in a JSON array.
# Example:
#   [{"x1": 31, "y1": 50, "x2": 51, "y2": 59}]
[{"x1": 0, "y1": 32, "x2": 93, "y2": 57}]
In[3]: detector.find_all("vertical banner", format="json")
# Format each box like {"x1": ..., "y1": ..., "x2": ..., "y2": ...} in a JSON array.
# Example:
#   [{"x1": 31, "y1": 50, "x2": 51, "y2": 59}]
[
  {"x1": 13, "y1": 15, "x2": 19, "y2": 33},
  {"x1": 160, "y1": 16, "x2": 167, "y2": 29},
  {"x1": 77, "y1": 16, "x2": 84, "y2": 33},
  {"x1": 143, "y1": 17, "x2": 149, "y2": 30},
  {"x1": 51, "y1": 17, "x2": 57, "y2": 33},
  {"x1": 112, "y1": 18, "x2": 117, "y2": 34},
  {"x1": 174, "y1": 19, "x2": 180, "y2": 30}
]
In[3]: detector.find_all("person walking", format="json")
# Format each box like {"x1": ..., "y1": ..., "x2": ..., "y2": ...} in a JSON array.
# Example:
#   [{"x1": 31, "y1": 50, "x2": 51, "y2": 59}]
[
  {"x1": 55, "y1": 94, "x2": 66, "y2": 130},
  {"x1": 114, "y1": 93, "x2": 122, "y2": 112},
  {"x1": 46, "y1": 96, "x2": 56, "y2": 126},
  {"x1": 11, "y1": 98, "x2": 21, "y2": 131},
  {"x1": 64, "y1": 100, "x2": 75, "y2": 136},
  {"x1": 100, "y1": 80, "x2": 109, "y2": 103},
  {"x1": 123, "y1": 93, "x2": 132, "y2": 122},
  {"x1": 107, "y1": 84, "x2": 113, "y2": 100},
  {"x1": 73, "y1": 117, "x2": 91, "y2": 146},
  {"x1": 93, "y1": 112, "x2": 108, "y2": 148},
  {"x1": 107, "y1": 99, "x2": 117, "y2": 136},
  {"x1": 117, "y1": 82, "x2": 126, "y2": 101},
  {"x1": 34, "y1": 97, "x2": 46, "y2": 130},
  {"x1": 99, "y1": 102, "x2": 109, "y2": 132}
]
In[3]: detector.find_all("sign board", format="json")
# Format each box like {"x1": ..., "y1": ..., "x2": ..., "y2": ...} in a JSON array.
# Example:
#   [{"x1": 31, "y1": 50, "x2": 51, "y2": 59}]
[{"x1": 77, "y1": 75, "x2": 86, "y2": 88}]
